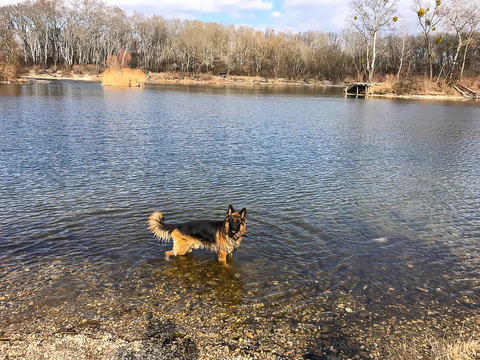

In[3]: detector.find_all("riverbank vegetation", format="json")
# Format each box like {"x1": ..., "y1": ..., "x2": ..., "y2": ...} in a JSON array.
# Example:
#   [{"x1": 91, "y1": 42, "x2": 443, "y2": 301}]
[
  {"x1": 394, "y1": 327, "x2": 480, "y2": 360},
  {"x1": 101, "y1": 51, "x2": 145, "y2": 87},
  {"x1": 101, "y1": 68, "x2": 145, "y2": 87},
  {"x1": 1, "y1": 0, "x2": 479, "y2": 94}
]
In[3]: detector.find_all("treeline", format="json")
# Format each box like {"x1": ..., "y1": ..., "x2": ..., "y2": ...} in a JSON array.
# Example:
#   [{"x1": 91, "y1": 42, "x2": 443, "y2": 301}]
[{"x1": 0, "y1": 0, "x2": 479, "y2": 82}]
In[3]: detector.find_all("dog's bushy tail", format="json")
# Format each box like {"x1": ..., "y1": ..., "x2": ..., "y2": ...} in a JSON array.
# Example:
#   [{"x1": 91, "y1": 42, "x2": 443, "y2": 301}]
[{"x1": 148, "y1": 211, "x2": 173, "y2": 242}]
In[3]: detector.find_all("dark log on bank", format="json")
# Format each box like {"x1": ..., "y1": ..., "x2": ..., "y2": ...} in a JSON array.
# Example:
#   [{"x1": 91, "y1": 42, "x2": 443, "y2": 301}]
[{"x1": 454, "y1": 84, "x2": 479, "y2": 100}]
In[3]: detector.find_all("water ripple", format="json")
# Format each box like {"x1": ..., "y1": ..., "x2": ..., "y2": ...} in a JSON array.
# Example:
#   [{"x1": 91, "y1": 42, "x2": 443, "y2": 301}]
[{"x1": 1, "y1": 81, "x2": 480, "y2": 326}]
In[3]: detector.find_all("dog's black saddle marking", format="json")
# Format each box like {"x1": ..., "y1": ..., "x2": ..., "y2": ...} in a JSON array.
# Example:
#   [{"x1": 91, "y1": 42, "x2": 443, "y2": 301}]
[{"x1": 166, "y1": 220, "x2": 223, "y2": 244}]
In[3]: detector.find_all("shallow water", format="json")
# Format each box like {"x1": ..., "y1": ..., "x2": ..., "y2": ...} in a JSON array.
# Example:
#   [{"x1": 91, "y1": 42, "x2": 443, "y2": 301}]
[{"x1": 1, "y1": 81, "x2": 480, "y2": 339}]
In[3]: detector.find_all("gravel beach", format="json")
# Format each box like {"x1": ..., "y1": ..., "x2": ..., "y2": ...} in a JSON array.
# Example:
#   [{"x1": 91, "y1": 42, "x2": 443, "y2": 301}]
[{"x1": 1, "y1": 258, "x2": 478, "y2": 360}]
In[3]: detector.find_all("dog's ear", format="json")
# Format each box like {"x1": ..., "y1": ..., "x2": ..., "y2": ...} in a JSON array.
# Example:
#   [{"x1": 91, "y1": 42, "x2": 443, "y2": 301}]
[
  {"x1": 227, "y1": 205, "x2": 235, "y2": 217},
  {"x1": 239, "y1": 208, "x2": 246, "y2": 219}
]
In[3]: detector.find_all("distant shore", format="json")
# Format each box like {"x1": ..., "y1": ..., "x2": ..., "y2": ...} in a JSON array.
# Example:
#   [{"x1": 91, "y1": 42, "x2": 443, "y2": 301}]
[
  {"x1": 369, "y1": 92, "x2": 465, "y2": 101},
  {"x1": 10, "y1": 69, "x2": 472, "y2": 101}
]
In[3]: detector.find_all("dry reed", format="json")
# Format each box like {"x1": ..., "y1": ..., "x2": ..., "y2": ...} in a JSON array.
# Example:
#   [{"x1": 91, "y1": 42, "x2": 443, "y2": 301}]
[
  {"x1": 394, "y1": 326, "x2": 479, "y2": 360},
  {"x1": 431, "y1": 334, "x2": 480, "y2": 360},
  {"x1": 101, "y1": 68, "x2": 145, "y2": 87},
  {"x1": 0, "y1": 60, "x2": 18, "y2": 81}
]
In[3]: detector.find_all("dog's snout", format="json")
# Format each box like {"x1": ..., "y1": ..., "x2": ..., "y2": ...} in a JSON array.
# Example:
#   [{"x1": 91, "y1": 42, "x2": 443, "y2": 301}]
[{"x1": 229, "y1": 219, "x2": 240, "y2": 232}]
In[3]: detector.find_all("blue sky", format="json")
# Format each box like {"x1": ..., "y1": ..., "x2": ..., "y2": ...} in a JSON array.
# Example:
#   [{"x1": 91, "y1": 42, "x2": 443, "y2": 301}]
[{"x1": 0, "y1": 0, "x2": 421, "y2": 34}]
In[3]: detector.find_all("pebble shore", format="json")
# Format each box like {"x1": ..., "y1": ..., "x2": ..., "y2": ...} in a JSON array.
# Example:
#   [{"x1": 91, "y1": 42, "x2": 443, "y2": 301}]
[{"x1": 1, "y1": 259, "x2": 478, "y2": 359}]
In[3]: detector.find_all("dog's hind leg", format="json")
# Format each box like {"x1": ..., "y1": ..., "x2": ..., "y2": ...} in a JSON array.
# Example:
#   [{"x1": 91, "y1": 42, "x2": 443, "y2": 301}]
[{"x1": 170, "y1": 230, "x2": 199, "y2": 257}]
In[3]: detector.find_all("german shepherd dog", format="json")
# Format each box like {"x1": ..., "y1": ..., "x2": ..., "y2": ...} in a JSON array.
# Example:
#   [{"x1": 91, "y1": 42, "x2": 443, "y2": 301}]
[{"x1": 148, "y1": 205, "x2": 247, "y2": 263}]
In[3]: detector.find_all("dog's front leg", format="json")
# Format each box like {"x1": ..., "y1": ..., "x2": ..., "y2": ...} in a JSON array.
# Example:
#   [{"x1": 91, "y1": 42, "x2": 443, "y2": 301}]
[
  {"x1": 217, "y1": 250, "x2": 227, "y2": 263},
  {"x1": 217, "y1": 250, "x2": 231, "y2": 268},
  {"x1": 165, "y1": 250, "x2": 174, "y2": 260}
]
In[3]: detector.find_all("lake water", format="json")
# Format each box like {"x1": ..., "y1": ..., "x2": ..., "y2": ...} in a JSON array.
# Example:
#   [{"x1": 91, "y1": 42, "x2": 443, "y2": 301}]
[{"x1": 1, "y1": 81, "x2": 480, "y2": 352}]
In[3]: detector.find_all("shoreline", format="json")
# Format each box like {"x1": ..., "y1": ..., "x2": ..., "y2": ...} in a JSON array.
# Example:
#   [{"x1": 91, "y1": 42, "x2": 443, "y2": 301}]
[
  {"x1": 10, "y1": 71, "x2": 474, "y2": 102},
  {"x1": 1, "y1": 259, "x2": 479, "y2": 360},
  {"x1": 369, "y1": 93, "x2": 466, "y2": 101}
]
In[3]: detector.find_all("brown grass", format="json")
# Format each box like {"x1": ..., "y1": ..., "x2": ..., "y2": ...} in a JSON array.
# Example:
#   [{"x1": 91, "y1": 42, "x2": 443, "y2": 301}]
[
  {"x1": 72, "y1": 64, "x2": 99, "y2": 75},
  {"x1": 195, "y1": 73, "x2": 214, "y2": 81},
  {"x1": 150, "y1": 71, "x2": 188, "y2": 81},
  {"x1": 431, "y1": 335, "x2": 480, "y2": 360},
  {"x1": 101, "y1": 68, "x2": 145, "y2": 87},
  {"x1": 459, "y1": 76, "x2": 480, "y2": 92},
  {"x1": 0, "y1": 60, "x2": 18, "y2": 81},
  {"x1": 394, "y1": 326, "x2": 479, "y2": 360},
  {"x1": 372, "y1": 76, "x2": 458, "y2": 96}
]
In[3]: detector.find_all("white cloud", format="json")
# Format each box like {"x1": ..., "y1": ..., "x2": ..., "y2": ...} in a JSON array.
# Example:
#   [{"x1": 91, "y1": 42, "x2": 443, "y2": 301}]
[
  {"x1": 270, "y1": 11, "x2": 282, "y2": 18},
  {"x1": 277, "y1": 0, "x2": 349, "y2": 32},
  {"x1": 269, "y1": 0, "x2": 419, "y2": 34},
  {"x1": 0, "y1": 0, "x2": 20, "y2": 5},
  {"x1": 102, "y1": 0, "x2": 273, "y2": 14}
]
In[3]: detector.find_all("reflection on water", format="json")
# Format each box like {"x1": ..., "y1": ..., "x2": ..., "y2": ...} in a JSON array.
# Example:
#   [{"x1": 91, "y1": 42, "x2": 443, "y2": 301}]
[{"x1": 1, "y1": 81, "x2": 480, "y2": 341}]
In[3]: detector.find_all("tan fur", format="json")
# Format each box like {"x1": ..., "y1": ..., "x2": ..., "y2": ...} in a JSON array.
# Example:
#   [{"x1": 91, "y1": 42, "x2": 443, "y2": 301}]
[
  {"x1": 216, "y1": 230, "x2": 227, "y2": 259},
  {"x1": 170, "y1": 229, "x2": 202, "y2": 257},
  {"x1": 147, "y1": 212, "x2": 171, "y2": 241}
]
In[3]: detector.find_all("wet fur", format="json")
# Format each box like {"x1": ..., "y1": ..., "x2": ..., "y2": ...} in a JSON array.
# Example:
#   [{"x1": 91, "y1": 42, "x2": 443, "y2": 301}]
[{"x1": 148, "y1": 205, "x2": 247, "y2": 263}]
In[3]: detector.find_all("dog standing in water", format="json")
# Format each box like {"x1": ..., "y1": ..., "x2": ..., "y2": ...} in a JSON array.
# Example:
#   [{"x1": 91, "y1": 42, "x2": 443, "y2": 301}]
[{"x1": 148, "y1": 205, "x2": 247, "y2": 264}]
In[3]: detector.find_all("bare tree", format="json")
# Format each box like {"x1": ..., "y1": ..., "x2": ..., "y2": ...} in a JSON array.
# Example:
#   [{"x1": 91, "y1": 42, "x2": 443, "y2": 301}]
[
  {"x1": 2, "y1": 0, "x2": 478, "y2": 81},
  {"x1": 347, "y1": 0, "x2": 398, "y2": 82},
  {"x1": 391, "y1": 25, "x2": 412, "y2": 77},
  {"x1": 442, "y1": 0, "x2": 480, "y2": 80},
  {"x1": 0, "y1": 11, "x2": 20, "y2": 80},
  {"x1": 413, "y1": 0, "x2": 444, "y2": 81}
]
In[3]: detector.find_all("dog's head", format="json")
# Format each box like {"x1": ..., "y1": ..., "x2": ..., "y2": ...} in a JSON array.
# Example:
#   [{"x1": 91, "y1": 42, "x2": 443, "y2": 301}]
[{"x1": 225, "y1": 205, "x2": 247, "y2": 238}]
